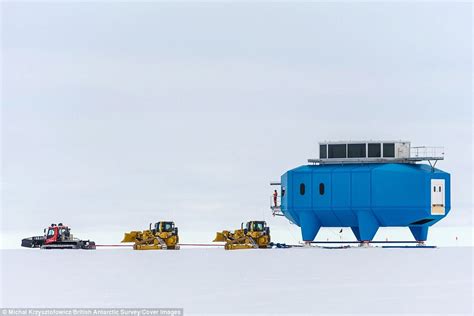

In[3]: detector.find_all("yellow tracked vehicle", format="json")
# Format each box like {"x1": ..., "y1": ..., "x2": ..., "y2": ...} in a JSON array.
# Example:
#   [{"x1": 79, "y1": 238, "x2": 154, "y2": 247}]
[
  {"x1": 122, "y1": 221, "x2": 179, "y2": 250},
  {"x1": 213, "y1": 221, "x2": 271, "y2": 250}
]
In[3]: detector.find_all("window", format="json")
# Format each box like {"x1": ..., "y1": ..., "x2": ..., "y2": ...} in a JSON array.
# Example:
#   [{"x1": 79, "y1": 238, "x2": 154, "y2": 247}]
[
  {"x1": 348, "y1": 144, "x2": 366, "y2": 158},
  {"x1": 300, "y1": 183, "x2": 305, "y2": 195},
  {"x1": 253, "y1": 222, "x2": 264, "y2": 231},
  {"x1": 161, "y1": 222, "x2": 174, "y2": 232},
  {"x1": 245, "y1": 222, "x2": 251, "y2": 231},
  {"x1": 320, "y1": 144, "x2": 327, "y2": 159},
  {"x1": 281, "y1": 187, "x2": 286, "y2": 197},
  {"x1": 319, "y1": 183, "x2": 325, "y2": 195},
  {"x1": 328, "y1": 144, "x2": 346, "y2": 158},
  {"x1": 368, "y1": 143, "x2": 381, "y2": 158},
  {"x1": 383, "y1": 143, "x2": 395, "y2": 157},
  {"x1": 433, "y1": 186, "x2": 436, "y2": 192},
  {"x1": 439, "y1": 186, "x2": 442, "y2": 192}
]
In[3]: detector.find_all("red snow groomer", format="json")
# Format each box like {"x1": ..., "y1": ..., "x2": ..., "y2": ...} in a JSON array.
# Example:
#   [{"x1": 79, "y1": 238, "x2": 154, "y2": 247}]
[{"x1": 21, "y1": 223, "x2": 96, "y2": 249}]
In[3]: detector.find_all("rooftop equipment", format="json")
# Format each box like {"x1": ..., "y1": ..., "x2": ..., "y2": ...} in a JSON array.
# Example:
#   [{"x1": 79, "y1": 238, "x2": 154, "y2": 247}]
[{"x1": 309, "y1": 141, "x2": 444, "y2": 168}]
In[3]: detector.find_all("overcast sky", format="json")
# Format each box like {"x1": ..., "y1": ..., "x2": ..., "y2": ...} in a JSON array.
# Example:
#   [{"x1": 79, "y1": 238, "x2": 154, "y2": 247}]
[{"x1": 1, "y1": 2, "x2": 472, "y2": 246}]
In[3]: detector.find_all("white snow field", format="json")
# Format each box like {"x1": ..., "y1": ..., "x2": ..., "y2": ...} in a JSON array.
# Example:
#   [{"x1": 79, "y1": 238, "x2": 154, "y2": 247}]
[{"x1": 1, "y1": 247, "x2": 472, "y2": 315}]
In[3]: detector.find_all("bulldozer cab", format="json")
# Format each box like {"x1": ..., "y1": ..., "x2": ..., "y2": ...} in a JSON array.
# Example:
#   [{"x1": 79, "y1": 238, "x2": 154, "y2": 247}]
[
  {"x1": 246, "y1": 221, "x2": 267, "y2": 232},
  {"x1": 152, "y1": 221, "x2": 176, "y2": 233}
]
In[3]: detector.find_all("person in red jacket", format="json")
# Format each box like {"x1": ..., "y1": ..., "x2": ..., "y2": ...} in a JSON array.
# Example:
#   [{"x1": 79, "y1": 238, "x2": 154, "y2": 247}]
[{"x1": 273, "y1": 190, "x2": 278, "y2": 208}]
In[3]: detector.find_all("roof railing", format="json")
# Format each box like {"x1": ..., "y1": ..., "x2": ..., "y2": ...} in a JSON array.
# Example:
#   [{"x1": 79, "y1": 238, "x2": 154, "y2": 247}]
[{"x1": 410, "y1": 146, "x2": 444, "y2": 160}]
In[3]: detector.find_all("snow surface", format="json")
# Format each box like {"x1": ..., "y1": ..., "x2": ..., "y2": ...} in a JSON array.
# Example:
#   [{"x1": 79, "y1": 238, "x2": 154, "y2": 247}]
[{"x1": 1, "y1": 247, "x2": 473, "y2": 315}]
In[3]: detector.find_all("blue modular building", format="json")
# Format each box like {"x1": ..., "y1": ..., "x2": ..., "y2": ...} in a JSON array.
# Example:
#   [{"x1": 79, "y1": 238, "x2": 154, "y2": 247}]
[{"x1": 273, "y1": 141, "x2": 450, "y2": 243}]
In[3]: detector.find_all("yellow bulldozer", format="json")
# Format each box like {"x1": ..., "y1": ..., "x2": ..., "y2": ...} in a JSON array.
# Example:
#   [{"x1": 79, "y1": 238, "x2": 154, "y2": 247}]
[
  {"x1": 122, "y1": 221, "x2": 180, "y2": 250},
  {"x1": 213, "y1": 221, "x2": 271, "y2": 250}
]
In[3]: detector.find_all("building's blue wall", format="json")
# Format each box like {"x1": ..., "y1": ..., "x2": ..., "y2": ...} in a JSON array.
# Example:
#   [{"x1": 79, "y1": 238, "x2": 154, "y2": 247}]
[{"x1": 280, "y1": 163, "x2": 451, "y2": 242}]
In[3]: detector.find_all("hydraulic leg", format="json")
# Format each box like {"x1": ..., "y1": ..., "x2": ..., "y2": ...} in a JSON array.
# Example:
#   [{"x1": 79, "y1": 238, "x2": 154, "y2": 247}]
[
  {"x1": 409, "y1": 226, "x2": 429, "y2": 244},
  {"x1": 356, "y1": 211, "x2": 379, "y2": 243},
  {"x1": 300, "y1": 212, "x2": 321, "y2": 242}
]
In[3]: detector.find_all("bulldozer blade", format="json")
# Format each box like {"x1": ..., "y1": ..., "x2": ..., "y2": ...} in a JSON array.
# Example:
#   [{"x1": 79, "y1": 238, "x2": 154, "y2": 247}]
[
  {"x1": 121, "y1": 231, "x2": 139, "y2": 243},
  {"x1": 213, "y1": 232, "x2": 227, "y2": 242}
]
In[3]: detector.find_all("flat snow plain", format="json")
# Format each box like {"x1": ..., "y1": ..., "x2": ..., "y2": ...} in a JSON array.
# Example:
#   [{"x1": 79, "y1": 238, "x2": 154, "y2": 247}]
[{"x1": 1, "y1": 247, "x2": 472, "y2": 315}]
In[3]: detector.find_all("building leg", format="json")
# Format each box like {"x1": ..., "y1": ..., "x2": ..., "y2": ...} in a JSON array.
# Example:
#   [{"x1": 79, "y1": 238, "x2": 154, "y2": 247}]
[
  {"x1": 409, "y1": 226, "x2": 429, "y2": 243},
  {"x1": 356, "y1": 211, "x2": 379, "y2": 242},
  {"x1": 300, "y1": 212, "x2": 321, "y2": 242}
]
